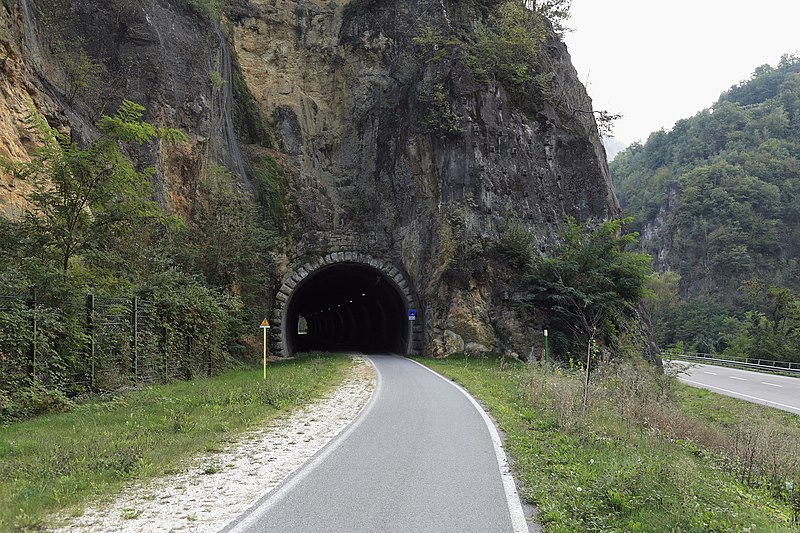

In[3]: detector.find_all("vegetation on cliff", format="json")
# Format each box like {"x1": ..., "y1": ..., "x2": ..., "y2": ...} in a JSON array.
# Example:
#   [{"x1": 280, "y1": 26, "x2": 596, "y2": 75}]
[
  {"x1": 429, "y1": 204, "x2": 651, "y2": 361},
  {"x1": 412, "y1": 0, "x2": 556, "y2": 115},
  {"x1": 611, "y1": 55, "x2": 800, "y2": 360}
]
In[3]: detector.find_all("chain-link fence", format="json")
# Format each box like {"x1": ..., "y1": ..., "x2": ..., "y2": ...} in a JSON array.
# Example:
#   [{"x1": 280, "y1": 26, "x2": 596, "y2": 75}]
[{"x1": 1, "y1": 289, "x2": 226, "y2": 398}]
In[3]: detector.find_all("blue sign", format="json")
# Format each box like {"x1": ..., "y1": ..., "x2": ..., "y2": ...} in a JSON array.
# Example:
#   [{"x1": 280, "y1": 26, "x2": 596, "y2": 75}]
[{"x1": 408, "y1": 309, "x2": 417, "y2": 321}]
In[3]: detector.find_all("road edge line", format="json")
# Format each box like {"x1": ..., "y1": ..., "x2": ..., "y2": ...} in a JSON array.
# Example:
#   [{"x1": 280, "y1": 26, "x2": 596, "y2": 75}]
[
  {"x1": 222, "y1": 356, "x2": 383, "y2": 533},
  {"x1": 680, "y1": 378, "x2": 800, "y2": 414},
  {"x1": 407, "y1": 358, "x2": 530, "y2": 533}
]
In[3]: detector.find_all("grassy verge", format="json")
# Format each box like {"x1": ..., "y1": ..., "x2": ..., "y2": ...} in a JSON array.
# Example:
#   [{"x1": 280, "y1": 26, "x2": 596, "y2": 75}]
[
  {"x1": 0, "y1": 353, "x2": 352, "y2": 530},
  {"x1": 418, "y1": 355, "x2": 800, "y2": 532}
]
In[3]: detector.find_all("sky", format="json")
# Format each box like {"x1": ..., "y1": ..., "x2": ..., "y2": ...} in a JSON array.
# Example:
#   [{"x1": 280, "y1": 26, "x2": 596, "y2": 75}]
[{"x1": 563, "y1": 0, "x2": 800, "y2": 146}]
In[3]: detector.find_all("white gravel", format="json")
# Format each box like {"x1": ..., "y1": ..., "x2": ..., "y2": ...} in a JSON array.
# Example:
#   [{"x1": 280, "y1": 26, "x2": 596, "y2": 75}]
[{"x1": 55, "y1": 358, "x2": 375, "y2": 532}]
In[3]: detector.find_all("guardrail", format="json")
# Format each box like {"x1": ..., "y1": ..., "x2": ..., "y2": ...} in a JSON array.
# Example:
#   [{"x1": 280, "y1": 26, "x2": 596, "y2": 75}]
[{"x1": 663, "y1": 351, "x2": 800, "y2": 375}]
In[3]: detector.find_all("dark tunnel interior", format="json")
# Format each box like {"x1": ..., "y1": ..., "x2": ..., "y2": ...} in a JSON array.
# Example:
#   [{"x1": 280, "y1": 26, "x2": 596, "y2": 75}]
[{"x1": 284, "y1": 263, "x2": 409, "y2": 355}]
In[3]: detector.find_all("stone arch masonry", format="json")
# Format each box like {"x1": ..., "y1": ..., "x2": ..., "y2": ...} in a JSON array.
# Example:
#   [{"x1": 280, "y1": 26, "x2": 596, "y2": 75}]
[{"x1": 271, "y1": 251, "x2": 422, "y2": 357}]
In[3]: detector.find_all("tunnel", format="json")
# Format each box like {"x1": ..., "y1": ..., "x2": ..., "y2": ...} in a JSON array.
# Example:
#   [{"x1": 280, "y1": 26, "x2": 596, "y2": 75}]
[{"x1": 283, "y1": 262, "x2": 411, "y2": 355}]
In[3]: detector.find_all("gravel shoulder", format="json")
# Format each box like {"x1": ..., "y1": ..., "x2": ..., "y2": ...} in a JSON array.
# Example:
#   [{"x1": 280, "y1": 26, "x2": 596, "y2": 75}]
[{"x1": 54, "y1": 357, "x2": 376, "y2": 532}]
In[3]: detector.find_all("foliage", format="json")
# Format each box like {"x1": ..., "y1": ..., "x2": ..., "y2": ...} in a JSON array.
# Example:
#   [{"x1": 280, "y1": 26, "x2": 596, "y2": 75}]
[
  {"x1": 421, "y1": 355, "x2": 798, "y2": 531},
  {"x1": 496, "y1": 218, "x2": 536, "y2": 269},
  {"x1": 464, "y1": 2, "x2": 546, "y2": 89},
  {"x1": 526, "y1": 0, "x2": 572, "y2": 33},
  {"x1": 1, "y1": 101, "x2": 185, "y2": 273},
  {"x1": 0, "y1": 355, "x2": 352, "y2": 530},
  {"x1": 523, "y1": 217, "x2": 652, "y2": 348},
  {"x1": 55, "y1": 45, "x2": 105, "y2": 106},
  {"x1": 186, "y1": 165, "x2": 272, "y2": 294},
  {"x1": 421, "y1": 83, "x2": 463, "y2": 138},
  {"x1": 183, "y1": 0, "x2": 220, "y2": 20},
  {"x1": 0, "y1": 100, "x2": 284, "y2": 421},
  {"x1": 412, "y1": 2, "x2": 554, "y2": 111},
  {"x1": 436, "y1": 201, "x2": 489, "y2": 287},
  {"x1": 612, "y1": 55, "x2": 800, "y2": 358}
]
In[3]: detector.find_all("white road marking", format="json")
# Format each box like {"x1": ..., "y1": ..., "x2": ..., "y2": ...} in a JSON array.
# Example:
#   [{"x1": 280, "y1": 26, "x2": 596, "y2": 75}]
[
  {"x1": 409, "y1": 359, "x2": 529, "y2": 533},
  {"x1": 679, "y1": 378, "x2": 800, "y2": 414},
  {"x1": 703, "y1": 371, "x2": 717, "y2": 375},
  {"x1": 762, "y1": 382, "x2": 783, "y2": 388},
  {"x1": 225, "y1": 358, "x2": 383, "y2": 533},
  {"x1": 729, "y1": 376, "x2": 747, "y2": 381}
]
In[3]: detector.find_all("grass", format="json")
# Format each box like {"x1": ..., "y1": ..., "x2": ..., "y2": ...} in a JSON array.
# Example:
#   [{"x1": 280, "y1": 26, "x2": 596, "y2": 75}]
[
  {"x1": 0, "y1": 353, "x2": 352, "y2": 531},
  {"x1": 418, "y1": 354, "x2": 800, "y2": 532}
]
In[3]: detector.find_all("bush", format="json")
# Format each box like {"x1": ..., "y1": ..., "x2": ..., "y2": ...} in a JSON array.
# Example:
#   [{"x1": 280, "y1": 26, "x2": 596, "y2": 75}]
[{"x1": 497, "y1": 219, "x2": 536, "y2": 268}]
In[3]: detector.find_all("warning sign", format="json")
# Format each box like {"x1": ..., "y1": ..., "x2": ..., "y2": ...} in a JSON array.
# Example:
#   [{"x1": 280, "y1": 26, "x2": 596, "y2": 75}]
[{"x1": 260, "y1": 318, "x2": 271, "y2": 329}]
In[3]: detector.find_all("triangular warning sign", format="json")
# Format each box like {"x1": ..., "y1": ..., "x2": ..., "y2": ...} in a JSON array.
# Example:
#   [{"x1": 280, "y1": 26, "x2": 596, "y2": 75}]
[{"x1": 260, "y1": 318, "x2": 271, "y2": 328}]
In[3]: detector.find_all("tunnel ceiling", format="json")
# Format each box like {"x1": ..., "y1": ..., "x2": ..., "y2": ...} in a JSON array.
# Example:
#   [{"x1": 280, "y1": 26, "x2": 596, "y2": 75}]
[
  {"x1": 284, "y1": 262, "x2": 410, "y2": 355},
  {"x1": 291, "y1": 264, "x2": 384, "y2": 316}
]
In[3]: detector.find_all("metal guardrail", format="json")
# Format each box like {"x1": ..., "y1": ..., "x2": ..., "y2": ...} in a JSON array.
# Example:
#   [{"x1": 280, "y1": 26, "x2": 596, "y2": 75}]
[{"x1": 663, "y1": 351, "x2": 800, "y2": 375}]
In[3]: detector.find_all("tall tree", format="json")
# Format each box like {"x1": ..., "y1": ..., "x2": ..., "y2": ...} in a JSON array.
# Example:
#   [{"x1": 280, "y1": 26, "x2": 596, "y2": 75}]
[
  {"x1": 2, "y1": 101, "x2": 185, "y2": 273},
  {"x1": 524, "y1": 217, "x2": 652, "y2": 345}
]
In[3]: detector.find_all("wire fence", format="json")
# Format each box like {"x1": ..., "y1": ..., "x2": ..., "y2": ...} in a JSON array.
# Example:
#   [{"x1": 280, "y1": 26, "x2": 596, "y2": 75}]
[{"x1": 0, "y1": 289, "x2": 224, "y2": 398}]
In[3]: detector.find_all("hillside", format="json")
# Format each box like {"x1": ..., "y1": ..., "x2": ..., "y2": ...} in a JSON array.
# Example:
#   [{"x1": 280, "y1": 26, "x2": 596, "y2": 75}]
[
  {"x1": 610, "y1": 54, "x2": 800, "y2": 358},
  {"x1": 0, "y1": 0, "x2": 627, "y2": 421}
]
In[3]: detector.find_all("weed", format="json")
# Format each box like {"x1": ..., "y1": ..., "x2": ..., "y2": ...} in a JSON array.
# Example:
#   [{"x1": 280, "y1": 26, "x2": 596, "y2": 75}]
[
  {"x1": 201, "y1": 463, "x2": 221, "y2": 475},
  {"x1": 419, "y1": 355, "x2": 798, "y2": 530},
  {"x1": 121, "y1": 508, "x2": 143, "y2": 520}
]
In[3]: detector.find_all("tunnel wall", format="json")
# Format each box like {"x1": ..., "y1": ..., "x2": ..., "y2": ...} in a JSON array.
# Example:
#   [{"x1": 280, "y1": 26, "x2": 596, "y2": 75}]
[{"x1": 272, "y1": 252, "x2": 422, "y2": 357}]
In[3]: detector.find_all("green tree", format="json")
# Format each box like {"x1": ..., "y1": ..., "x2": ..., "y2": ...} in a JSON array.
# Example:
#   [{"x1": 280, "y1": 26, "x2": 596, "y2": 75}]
[
  {"x1": 58, "y1": 47, "x2": 105, "y2": 106},
  {"x1": 526, "y1": 0, "x2": 572, "y2": 32},
  {"x1": 2, "y1": 101, "x2": 185, "y2": 273},
  {"x1": 465, "y1": 1, "x2": 547, "y2": 99},
  {"x1": 523, "y1": 217, "x2": 652, "y2": 346}
]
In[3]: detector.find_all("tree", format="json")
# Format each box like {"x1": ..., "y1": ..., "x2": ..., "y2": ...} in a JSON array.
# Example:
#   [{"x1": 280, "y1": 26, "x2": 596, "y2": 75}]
[
  {"x1": 524, "y1": 217, "x2": 652, "y2": 347},
  {"x1": 2, "y1": 101, "x2": 185, "y2": 273},
  {"x1": 525, "y1": 0, "x2": 572, "y2": 33}
]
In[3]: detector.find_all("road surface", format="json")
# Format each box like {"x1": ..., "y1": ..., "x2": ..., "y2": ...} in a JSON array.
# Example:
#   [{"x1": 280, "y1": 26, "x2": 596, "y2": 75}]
[
  {"x1": 224, "y1": 355, "x2": 529, "y2": 533},
  {"x1": 670, "y1": 361, "x2": 800, "y2": 415}
]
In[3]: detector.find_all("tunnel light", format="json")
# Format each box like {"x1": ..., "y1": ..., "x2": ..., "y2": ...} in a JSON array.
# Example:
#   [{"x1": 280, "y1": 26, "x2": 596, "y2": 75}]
[
  {"x1": 362, "y1": 293, "x2": 366, "y2": 297},
  {"x1": 349, "y1": 300, "x2": 353, "y2": 303}
]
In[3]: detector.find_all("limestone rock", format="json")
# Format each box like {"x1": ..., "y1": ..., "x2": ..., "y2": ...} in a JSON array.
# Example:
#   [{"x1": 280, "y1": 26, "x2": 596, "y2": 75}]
[
  {"x1": 464, "y1": 342, "x2": 490, "y2": 357},
  {"x1": 0, "y1": 0, "x2": 622, "y2": 358}
]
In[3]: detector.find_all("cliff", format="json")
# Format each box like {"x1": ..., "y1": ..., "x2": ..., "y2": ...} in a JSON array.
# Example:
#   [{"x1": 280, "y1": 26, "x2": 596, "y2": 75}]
[{"x1": 0, "y1": 0, "x2": 617, "y2": 358}]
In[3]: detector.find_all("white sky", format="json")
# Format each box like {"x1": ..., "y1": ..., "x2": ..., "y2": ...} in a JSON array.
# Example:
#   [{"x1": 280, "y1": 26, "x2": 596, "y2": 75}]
[{"x1": 563, "y1": 0, "x2": 800, "y2": 145}]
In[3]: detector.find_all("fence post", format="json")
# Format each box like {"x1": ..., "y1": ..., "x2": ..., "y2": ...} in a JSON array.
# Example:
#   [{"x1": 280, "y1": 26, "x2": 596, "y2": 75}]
[
  {"x1": 187, "y1": 334, "x2": 192, "y2": 376},
  {"x1": 162, "y1": 325, "x2": 168, "y2": 382},
  {"x1": 87, "y1": 293, "x2": 95, "y2": 390},
  {"x1": 132, "y1": 296, "x2": 139, "y2": 381},
  {"x1": 28, "y1": 288, "x2": 37, "y2": 384},
  {"x1": 207, "y1": 332, "x2": 213, "y2": 377}
]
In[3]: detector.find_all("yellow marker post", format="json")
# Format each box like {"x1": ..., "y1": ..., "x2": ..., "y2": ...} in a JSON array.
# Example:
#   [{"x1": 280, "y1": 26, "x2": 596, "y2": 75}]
[{"x1": 260, "y1": 318, "x2": 271, "y2": 380}]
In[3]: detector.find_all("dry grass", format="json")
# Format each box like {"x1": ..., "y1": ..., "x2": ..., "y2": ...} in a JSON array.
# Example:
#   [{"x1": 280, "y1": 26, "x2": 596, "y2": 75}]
[
  {"x1": 528, "y1": 358, "x2": 800, "y2": 519},
  {"x1": 423, "y1": 354, "x2": 800, "y2": 530}
]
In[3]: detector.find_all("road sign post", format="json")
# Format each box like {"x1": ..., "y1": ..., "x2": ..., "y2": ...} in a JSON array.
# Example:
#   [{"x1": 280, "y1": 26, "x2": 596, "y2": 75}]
[{"x1": 260, "y1": 318, "x2": 271, "y2": 380}]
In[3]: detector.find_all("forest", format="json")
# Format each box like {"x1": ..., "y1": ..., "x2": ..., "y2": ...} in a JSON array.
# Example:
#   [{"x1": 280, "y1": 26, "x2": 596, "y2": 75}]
[{"x1": 611, "y1": 54, "x2": 800, "y2": 362}]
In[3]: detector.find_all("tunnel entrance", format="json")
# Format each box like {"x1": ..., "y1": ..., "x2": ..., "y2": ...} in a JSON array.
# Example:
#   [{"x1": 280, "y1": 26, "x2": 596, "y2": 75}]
[{"x1": 283, "y1": 262, "x2": 410, "y2": 355}]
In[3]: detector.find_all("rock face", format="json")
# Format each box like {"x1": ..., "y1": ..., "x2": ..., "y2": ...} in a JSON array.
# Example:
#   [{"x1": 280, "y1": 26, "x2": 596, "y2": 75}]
[{"x1": 0, "y1": 0, "x2": 617, "y2": 358}]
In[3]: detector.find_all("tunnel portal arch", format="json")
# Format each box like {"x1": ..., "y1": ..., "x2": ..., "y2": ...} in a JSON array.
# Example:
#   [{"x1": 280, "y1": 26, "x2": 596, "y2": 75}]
[{"x1": 273, "y1": 253, "x2": 421, "y2": 357}]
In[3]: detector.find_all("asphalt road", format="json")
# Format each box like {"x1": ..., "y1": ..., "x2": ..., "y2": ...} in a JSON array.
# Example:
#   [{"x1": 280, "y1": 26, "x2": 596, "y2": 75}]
[
  {"x1": 671, "y1": 361, "x2": 800, "y2": 415},
  {"x1": 224, "y1": 355, "x2": 529, "y2": 533}
]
